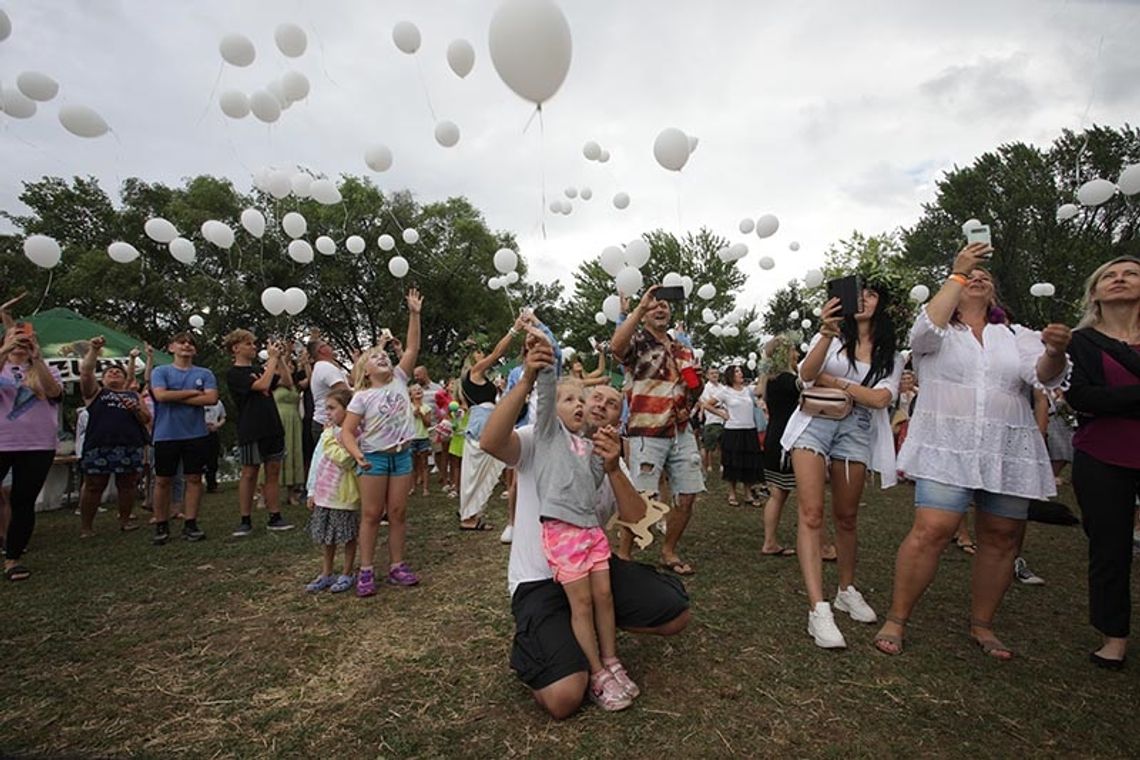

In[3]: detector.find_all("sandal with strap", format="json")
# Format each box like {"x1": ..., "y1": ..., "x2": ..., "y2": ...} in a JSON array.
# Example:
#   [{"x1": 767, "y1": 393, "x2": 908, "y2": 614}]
[
  {"x1": 873, "y1": 614, "x2": 907, "y2": 656},
  {"x1": 970, "y1": 618, "x2": 1014, "y2": 661},
  {"x1": 955, "y1": 537, "x2": 977, "y2": 555}
]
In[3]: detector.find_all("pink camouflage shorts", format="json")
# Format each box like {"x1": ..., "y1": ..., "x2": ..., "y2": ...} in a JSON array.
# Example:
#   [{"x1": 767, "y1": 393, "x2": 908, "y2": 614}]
[{"x1": 540, "y1": 518, "x2": 612, "y2": 584}]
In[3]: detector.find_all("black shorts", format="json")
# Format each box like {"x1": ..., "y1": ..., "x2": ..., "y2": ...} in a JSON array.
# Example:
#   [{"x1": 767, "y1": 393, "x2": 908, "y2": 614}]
[
  {"x1": 153, "y1": 436, "x2": 211, "y2": 477},
  {"x1": 239, "y1": 435, "x2": 286, "y2": 467},
  {"x1": 509, "y1": 556, "x2": 690, "y2": 691}
]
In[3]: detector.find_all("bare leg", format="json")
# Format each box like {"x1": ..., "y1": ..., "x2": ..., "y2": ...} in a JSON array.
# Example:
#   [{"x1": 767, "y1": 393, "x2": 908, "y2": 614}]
[
  {"x1": 762, "y1": 486, "x2": 791, "y2": 552},
  {"x1": 531, "y1": 673, "x2": 588, "y2": 720},
  {"x1": 562, "y1": 577, "x2": 602, "y2": 673},
  {"x1": 969, "y1": 511, "x2": 1025, "y2": 657},
  {"x1": 262, "y1": 460, "x2": 282, "y2": 515},
  {"x1": 357, "y1": 476, "x2": 387, "y2": 570},
  {"x1": 182, "y1": 474, "x2": 203, "y2": 520},
  {"x1": 661, "y1": 493, "x2": 695, "y2": 570},
  {"x1": 792, "y1": 449, "x2": 828, "y2": 606},
  {"x1": 591, "y1": 570, "x2": 617, "y2": 661},
  {"x1": 321, "y1": 543, "x2": 336, "y2": 576},
  {"x1": 153, "y1": 476, "x2": 172, "y2": 523},
  {"x1": 829, "y1": 459, "x2": 867, "y2": 591},
  {"x1": 238, "y1": 465, "x2": 259, "y2": 518},
  {"x1": 342, "y1": 539, "x2": 358, "y2": 576},
  {"x1": 79, "y1": 474, "x2": 110, "y2": 534},
  {"x1": 385, "y1": 473, "x2": 413, "y2": 566},
  {"x1": 115, "y1": 472, "x2": 139, "y2": 526}
]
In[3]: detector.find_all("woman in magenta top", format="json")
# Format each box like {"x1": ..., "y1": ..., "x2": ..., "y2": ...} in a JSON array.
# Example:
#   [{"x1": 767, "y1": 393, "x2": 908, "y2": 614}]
[
  {"x1": 0, "y1": 323, "x2": 63, "y2": 581},
  {"x1": 1066, "y1": 255, "x2": 1140, "y2": 671}
]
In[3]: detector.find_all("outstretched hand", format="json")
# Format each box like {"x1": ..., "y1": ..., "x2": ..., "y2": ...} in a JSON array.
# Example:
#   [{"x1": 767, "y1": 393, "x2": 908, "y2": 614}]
[
  {"x1": 592, "y1": 425, "x2": 622, "y2": 473},
  {"x1": 88, "y1": 335, "x2": 107, "y2": 355},
  {"x1": 406, "y1": 288, "x2": 423, "y2": 314}
]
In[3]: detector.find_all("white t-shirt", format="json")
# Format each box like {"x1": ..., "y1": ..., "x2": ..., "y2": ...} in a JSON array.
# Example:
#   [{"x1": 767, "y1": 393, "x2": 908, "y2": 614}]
[
  {"x1": 507, "y1": 425, "x2": 625, "y2": 596},
  {"x1": 311, "y1": 360, "x2": 348, "y2": 425},
  {"x1": 346, "y1": 367, "x2": 415, "y2": 452},
  {"x1": 707, "y1": 385, "x2": 758, "y2": 430}
]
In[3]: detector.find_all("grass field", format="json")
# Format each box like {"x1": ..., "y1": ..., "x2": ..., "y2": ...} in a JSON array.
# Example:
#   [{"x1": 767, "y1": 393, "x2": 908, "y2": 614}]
[{"x1": 1, "y1": 474, "x2": 1137, "y2": 759}]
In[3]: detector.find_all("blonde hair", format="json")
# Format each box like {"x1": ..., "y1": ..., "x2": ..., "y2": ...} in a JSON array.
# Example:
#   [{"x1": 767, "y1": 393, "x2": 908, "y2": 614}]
[
  {"x1": 222, "y1": 328, "x2": 255, "y2": 354},
  {"x1": 1077, "y1": 256, "x2": 1140, "y2": 329},
  {"x1": 351, "y1": 346, "x2": 393, "y2": 390}
]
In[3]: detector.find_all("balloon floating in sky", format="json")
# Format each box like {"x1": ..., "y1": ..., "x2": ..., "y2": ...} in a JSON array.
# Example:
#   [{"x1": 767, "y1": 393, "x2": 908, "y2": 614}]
[
  {"x1": 909, "y1": 284, "x2": 931, "y2": 304},
  {"x1": 17, "y1": 71, "x2": 58, "y2": 102},
  {"x1": 594, "y1": 312, "x2": 607, "y2": 326},
  {"x1": 290, "y1": 172, "x2": 312, "y2": 198},
  {"x1": 365, "y1": 144, "x2": 393, "y2": 172},
  {"x1": 59, "y1": 104, "x2": 109, "y2": 138},
  {"x1": 377, "y1": 234, "x2": 395, "y2": 252},
  {"x1": 755, "y1": 214, "x2": 780, "y2": 239},
  {"x1": 169, "y1": 238, "x2": 196, "y2": 265},
  {"x1": 0, "y1": 86, "x2": 35, "y2": 118},
  {"x1": 281, "y1": 70, "x2": 310, "y2": 102},
  {"x1": 249, "y1": 90, "x2": 281, "y2": 123},
  {"x1": 0, "y1": 9, "x2": 10, "y2": 42},
  {"x1": 653, "y1": 127, "x2": 691, "y2": 172},
  {"x1": 240, "y1": 209, "x2": 265, "y2": 238},
  {"x1": 24, "y1": 235, "x2": 61, "y2": 269},
  {"x1": 447, "y1": 39, "x2": 475, "y2": 77},
  {"x1": 803, "y1": 269, "x2": 824, "y2": 289},
  {"x1": 494, "y1": 248, "x2": 519, "y2": 273},
  {"x1": 613, "y1": 192, "x2": 630, "y2": 210},
  {"x1": 580, "y1": 187, "x2": 592, "y2": 201},
  {"x1": 615, "y1": 266, "x2": 643, "y2": 295},
  {"x1": 697, "y1": 283, "x2": 716, "y2": 300},
  {"x1": 283, "y1": 287, "x2": 308, "y2": 315},
  {"x1": 789, "y1": 241, "x2": 801, "y2": 252},
  {"x1": 219, "y1": 33, "x2": 256, "y2": 67},
  {"x1": 1055, "y1": 203, "x2": 1079, "y2": 222},
  {"x1": 624, "y1": 238, "x2": 651, "y2": 268},
  {"x1": 275, "y1": 23, "x2": 307, "y2": 57},
  {"x1": 1029, "y1": 282, "x2": 1056, "y2": 297},
  {"x1": 739, "y1": 218, "x2": 755, "y2": 234},
  {"x1": 402, "y1": 228, "x2": 420, "y2": 245},
  {"x1": 282, "y1": 212, "x2": 307, "y2": 239},
  {"x1": 758, "y1": 256, "x2": 775, "y2": 270},
  {"x1": 201, "y1": 220, "x2": 235, "y2": 249},
  {"x1": 144, "y1": 218, "x2": 178, "y2": 244},
  {"x1": 189, "y1": 315, "x2": 205, "y2": 329},
  {"x1": 1077, "y1": 178, "x2": 1116, "y2": 207},
  {"x1": 309, "y1": 179, "x2": 341, "y2": 205},
  {"x1": 488, "y1": 0, "x2": 572, "y2": 107},
  {"x1": 345, "y1": 236, "x2": 365, "y2": 254},
  {"x1": 287, "y1": 240, "x2": 314, "y2": 264},
  {"x1": 662, "y1": 272, "x2": 683, "y2": 288},
  {"x1": 393, "y1": 21, "x2": 421, "y2": 54},
  {"x1": 219, "y1": 90, "x2": 250, "y2": 119},
  {"x1": 107, "y1": 241, "x2": 140, "y2": 264},
  {"x1": 1116, "y1": 164, "x2": 1140, "y2": 196},
  {"x1": 600, "y1": 246, "x2": 625, "y2": 276},
  {"x1": 565, "y1": 187, "x2": 578, "y2": 199},
  {"x1": 583, "y1": 141, "x2": 602, "y2": 161},
  {"x1": 435, "y1": 120, "x2": 460, "y2": 148},
  {"x1": 388, "y1": 256, "x2": 410, "y2": 278},
  {"x1": 261, "y1": 287, "x2": 287, "y2": 316},
  {"x1": 602, "y1": 294, "x2": 622, "y2": 323},
  {"x1": 315, "y1": 236, "x2": 336, "y2": 256}
]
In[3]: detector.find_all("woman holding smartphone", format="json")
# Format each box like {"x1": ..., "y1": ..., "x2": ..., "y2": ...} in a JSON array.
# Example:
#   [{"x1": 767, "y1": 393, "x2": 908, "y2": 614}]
[{"x1": 781, "y1": 280, "x2": 903, "y2": 649}]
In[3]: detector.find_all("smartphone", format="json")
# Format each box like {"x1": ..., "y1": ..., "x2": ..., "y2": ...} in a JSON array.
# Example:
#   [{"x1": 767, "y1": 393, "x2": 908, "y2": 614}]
[
  {"x1": 964, "y1": 224, "x2": 992, "y2": 252},
  {"x1": 827, "y1": 275, "x2": 864, "y2": 318},
  {"x1": 13, "y1": 323, "x2": 34, "y2": 338},
  {"x1": 655, "y1": 285, "x2": 685, "y2": 302}
]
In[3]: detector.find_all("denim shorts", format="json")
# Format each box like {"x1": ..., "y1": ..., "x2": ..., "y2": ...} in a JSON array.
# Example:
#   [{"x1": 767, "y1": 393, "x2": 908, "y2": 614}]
[
  {"x1": 358, "y1": 448, "x2": 413, "y2": 477},
  {"x1": 791, "y1": 406, "x2": 872, "y2": 465},
  {"x1": 913, "y1": 478, "x2": 1029, "y2": 521},
  {"x1": 628, "y1": 430, "x2": 706, "y2": 495},
  {"x1": 409, "y1": 438, "x2": 431, "y2": 454}
]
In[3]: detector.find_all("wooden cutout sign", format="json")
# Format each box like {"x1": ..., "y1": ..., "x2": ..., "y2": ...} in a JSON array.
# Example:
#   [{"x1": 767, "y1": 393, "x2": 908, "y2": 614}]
[{"x1": 607, "y1": 492, "x2": 671, "y2": 550}]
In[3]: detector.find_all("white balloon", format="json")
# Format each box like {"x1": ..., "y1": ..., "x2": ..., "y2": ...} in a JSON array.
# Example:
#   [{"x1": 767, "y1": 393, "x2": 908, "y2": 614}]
[
  {"x1": 602, "y1": 295, "x2": 622, "y2": 323},
  {"x1": 716, "y1": 246, "x2": 732, "y2": 263},
  {"x1": 1077, "y1": 178, "x2": 1117, "y2": 207},
  {"x1": 701, "y1": 308, "x2": 716, "y2": 324},
  {"x1": 1056, "y1": 203, "x2": 1079, "y2": 221},
  {"x1": 789, "y1": 241, "x2": 801, "y2": 252},
  {"x1": 599, "y1": 246, "x2": 625, "y2": 276},
  {"x1": 16, "y1": 71, "x2": 59, "y2": 102},
  {"x1": 267, "y1": 169, "x2": 292, "y2": 199},
  {"x1": 728, "y1": 243, "x2": 748, "y2": 261},
  {"x1": 268, "y1": 80, "x2": 289, "y2": 107},
  {"x1": 624, "y1": 238, "x2": 651, "y2": 268},
  {"x1": 249, "y1": 90, "x2": 281, "y2": 123},
  {"x1": 583, "y1": 141, "x2": 602, "y2": 161},
  {"x1": 309, "y1": 179, "x2": 341, "y2": 205},
  {"x1": 144, "y1": 218, "x2": 178, "y2": 244},
  {"x1": 580, "y1": 187, "x2": 592, "y2": 201},
  {"x1": 392, "y1": 21, "x2": 421, "y2": 54},
  {"x1": 549, "y1": 200, "x2": 561, "y2": 213},
  {"x1": 747, "y1": 359, "x2": 757, "y2": 371},
  {"x1": 23, "y1": 235, "x2": 61, "y2": 269},
  {"x1": 594, "y1": 311, "x2": 607, "y2": 326},
  {"x1": 789, "y1": 310, "x2": 800, "y2": 321},
  {"x1": 365, "y1": 144, "x2": 393, "y2": 172},
  {"x1": 680, "y1": 275, "x2": 694, "y2": 297},
  {"x1": 812, "y1": 307, "x2": 823, "y2": 317},
  {"x1": 290, "y1": 172, "x2": 312, "y2": 198},
  {"x1": 565, "y1": 187, "x2": 578, "y2": 199},
  {"x1": 758, "y1": 256, "x2": 776, "y2": 270},
  {"x1": 258, "y1": 349, "x2": 270, "y2": 361},
  {"x1": 755, "y1": 214, "x2": 780, "y2": 238},
  {"x1": 505, "y1": 270, "x2": 520, "y2": 284},
  {"x1": 283, "y1": 287, "x2": 308, "y2": 315},
  {"x1": 435, "y1": 120, "x2": 460, "y2": 147},
  {"x1": 219, "y1": 33, "x2": 256, "y2": 67},
  {"x1": 1030, "y1": 282, "x2": 1056, "y2": 297},
  {"x1": 662, "y1": 272, "x2": 683, "y2": 288},
  {"x1": 261, "y1": 287, "x2": 287, "y2": 316},
  {"x1": 188, "y1": 315, "x2": 205, "y2": 329},
  {"x1": 800, "y1": 342, "x2": 810, "y2": 353},
  {"x1": 748, "y1": 352, "x2": 758, "y2": 361},
  {"x1": 59, "y1": 104, "x2": 109, "y2": 138},
  {"x1": 1041, "y1": 283, "x2": 1056, "y2": 297},
  {"x1": 615, "y1": 266, "x2": 643, "y2": 295},
  {"x1": 287, "y1": 240, "x2": 314, "y2": 264},
  {"x1": 739, "y1": 218, "x2": 755, "y2": 234},
  {"x1": 219, "y1": 90, "x2": 250, "y2": 119},
  {"x1": 240, "y1": 209, "x2": 266, "y2": 238},
  {"x1": 281, "y1": 70, "x2": 310, "y2": 102},
  {"x1": 402, "y1": 228, "x2": 420, "y2": 245},
  {"x1": 559, "y1": 199, "x2": 573, "y2": 214},
  {"x1": 724, "y1": 326, "x2": 739, "y2": 337},
  {"x1": 107, "y1": 241, "x2": 140, "y2": 264},
  {"x1": 599, "y1": 150, "x2": 611, "y2": 163},
  {"x1": 961, "y1": 218, "x2": 981, "y2": 234},
  {"x1": 697, "y1": 283, "x2": 716, "y2": 300},
  {"x1": 388, "y1": 255, "x2": 409, "y2": 278},
  {"x1": 345, "y1": 235, "x2": 365, "y2": 254},
  {"x1": 803, "y1": 269, "x2": 824, "y2": 289},
  {"x1": 282, "y1": 212, "x2": 307, "y2": 239},
  {"x1": 488, "y1": 0, "x2": 572, "y2": 105},
  {"x1": 377, "y1": 234, "x2": 396, "y2": 251},
  {"x1": 494, "y1": 248, "x2": 519, "y2": 274},
  {"x1": 0, "y1": 86, "x2": 36, "y2": 118},
  {"x1": 0, "y1": 9, "x2": 10, "y2": 42},
  {"x1": 710, "y1": 325, "x2": 723, "y2": 337},
  {"x1": 275, "y1": 23, "x2": 307, "y2": 57},
  {"x1": 747, "y1": 320, "x2": 764, "y2": 334},
  {"x1": 909, "y1": 284, "x2": 931, "y2": 304},
  {"x1": 1118, "y1": 164, "x2": 1140, "y2": 196},
  {"x1": 169, "y1": 238, "x2": 196, "y2": 265},
  {"x1": 315, "y1": 236, "x2": 336, "y2": 256},
  {"x1": 653, "y1": 127, "x2": 690, "y2": 172},
  {"x1": 447, "y1": 38, "x2": 476, "y2": 77},
  {"x1": 801, "y1": 319, "x2": 813, "y2": 329},
  {"x1": 252, "y1": 167, "x2": 271, "y2": 191},
  {"x1": 204, "y1": 220, "x2": 235, "y2": 249},
  {"x1": 613, "y1": 192, "x2": 630, "y2": 210},
  {"x1": 688, "y1": 135, "x2": 699, "y2": 154}
]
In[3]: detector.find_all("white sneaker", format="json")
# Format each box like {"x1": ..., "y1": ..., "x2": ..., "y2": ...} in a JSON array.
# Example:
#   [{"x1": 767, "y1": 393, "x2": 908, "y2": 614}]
[
  {"x1": 499, "y1": 524, "x2": 513, "y2": 544},
  {"x1": 834, "y1": 585, "x2": 878, "y2": 623},
  {"x1": 807, "y1": 601, "x2": 847, "y2": 649}
]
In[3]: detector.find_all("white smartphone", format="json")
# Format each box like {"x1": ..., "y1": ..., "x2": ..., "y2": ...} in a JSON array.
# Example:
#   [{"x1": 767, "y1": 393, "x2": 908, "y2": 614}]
[{"x1": 965, "y1": 224, "x2": 992, "y2": 248}]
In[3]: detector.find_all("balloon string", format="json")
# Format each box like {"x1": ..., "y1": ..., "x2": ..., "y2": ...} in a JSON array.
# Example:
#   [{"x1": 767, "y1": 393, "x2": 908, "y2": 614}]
[
  {"x1": 414, "y1": 58, "x2": 437, "y2": 121},
  {"x1": 304, "y1": 7, "x2": 342, "y2": 88},
  {"x1": 539, "y1": 106, "x2": 547, "y2": 241},
  {"x1": 195, "y1": 61, "x2": 224, "y2": 128},
  {"x1": 32, "y1": 270, "x2": 53, "y2": 315}
]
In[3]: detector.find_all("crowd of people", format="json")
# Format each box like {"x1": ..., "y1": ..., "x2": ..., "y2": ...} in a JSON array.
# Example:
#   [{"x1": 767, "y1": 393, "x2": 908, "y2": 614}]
[{"x1": 1, "y1": 248, "x2": 1138, "y2": 716}]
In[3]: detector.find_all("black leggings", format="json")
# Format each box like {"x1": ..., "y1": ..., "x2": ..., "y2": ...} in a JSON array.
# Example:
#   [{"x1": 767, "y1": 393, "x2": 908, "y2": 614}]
[
  {"x1": 0, "y1": 449, "x2": 56, "y2": 562},
  {"x1": 1072, "y1": 450, "x2": 1140, "y2": 638}
]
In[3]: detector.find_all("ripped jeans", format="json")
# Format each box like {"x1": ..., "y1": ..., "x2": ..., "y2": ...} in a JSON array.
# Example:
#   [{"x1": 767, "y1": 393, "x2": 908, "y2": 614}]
[{"x1": 628, "y1": 431, "x2": 707, "y2": 496}]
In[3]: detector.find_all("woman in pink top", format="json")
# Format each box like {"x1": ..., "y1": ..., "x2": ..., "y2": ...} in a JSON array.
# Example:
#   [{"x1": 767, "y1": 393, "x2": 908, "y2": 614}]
[{"x1": 0, "y1": 323, "x2": 63, "y2": 581}]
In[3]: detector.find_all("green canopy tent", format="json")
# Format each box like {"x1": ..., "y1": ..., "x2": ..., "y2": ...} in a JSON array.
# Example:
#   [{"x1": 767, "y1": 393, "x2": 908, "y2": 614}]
[{"x1": 27, "y1": 307, "x2": 172, "y2": 383}]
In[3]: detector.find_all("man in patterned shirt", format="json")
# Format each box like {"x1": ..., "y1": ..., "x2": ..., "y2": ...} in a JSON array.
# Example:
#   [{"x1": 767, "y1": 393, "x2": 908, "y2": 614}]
[{"x1": 612, "y1": 286, "x2": 705, "y2": 576}]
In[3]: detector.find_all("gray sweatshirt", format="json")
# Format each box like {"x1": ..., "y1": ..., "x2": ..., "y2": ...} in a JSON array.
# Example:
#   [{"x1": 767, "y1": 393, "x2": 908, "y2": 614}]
[{"x1": 534, "y1": 366, "x2": 606, "y2": 528}]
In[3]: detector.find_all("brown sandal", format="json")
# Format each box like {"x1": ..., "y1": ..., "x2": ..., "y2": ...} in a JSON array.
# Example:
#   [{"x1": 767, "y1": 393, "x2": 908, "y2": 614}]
[
  {"x1": 873, "y1": 614, "x2": 907, "y2": 655},
  {"x1": 970, "y1": 618, "x2": 1013, "y2": 661}
]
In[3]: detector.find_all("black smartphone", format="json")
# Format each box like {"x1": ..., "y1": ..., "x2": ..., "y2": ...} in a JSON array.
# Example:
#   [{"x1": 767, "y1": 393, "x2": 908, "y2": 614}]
[
  {"x1": 655, "y1": 285, "x2": 685, "y2": 302},
  {"x1": 827, "y1": 275, "x2": 864, "y2": 318}
]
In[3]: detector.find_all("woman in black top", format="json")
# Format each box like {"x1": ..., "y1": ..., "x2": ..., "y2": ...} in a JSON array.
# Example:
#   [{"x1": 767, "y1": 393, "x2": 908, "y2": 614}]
[
  {"x1": 758, "y1": 337, "x2": 800, "y2": 556},
  {"x1": 78, "y1": 336, "x2": 151, "y2": 536}
]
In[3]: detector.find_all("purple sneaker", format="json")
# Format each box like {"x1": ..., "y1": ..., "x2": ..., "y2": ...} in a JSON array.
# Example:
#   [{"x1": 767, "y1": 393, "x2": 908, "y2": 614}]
[
  {"x1": 356, "y1": 568, "x2": 376, "y2": 597},
  {"x1": 387, "y1": 562, "x2": 420, "y2": 586}
]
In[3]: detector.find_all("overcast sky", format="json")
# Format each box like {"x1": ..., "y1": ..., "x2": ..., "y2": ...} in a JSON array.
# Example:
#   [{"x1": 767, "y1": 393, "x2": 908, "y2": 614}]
[{"x1": 1, "y1": 0, "x2": 1138, "y2": 313}]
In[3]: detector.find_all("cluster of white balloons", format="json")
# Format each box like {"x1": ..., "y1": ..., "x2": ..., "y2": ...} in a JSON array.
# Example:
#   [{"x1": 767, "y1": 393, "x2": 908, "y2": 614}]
[
  {"x1": 393, "y1": 19, "x2": 475, "y2": 80},
  {"x1": 582, "y1": 141, "x2": 612, "y2": 164},
  {"x1": 653, "y1": 127, "x2": 699, "y2": 172},
  {"x1": 717, "y1": 243, "x2": 748, "y2": 263},
  {"x1": 142, "y1": 218, "x2": 197, "y2": 264},
  {"x1": 597, "y1": 238, "x2": 651, "y2": 296},
  {"x1": 1060, "y1": 166, "x2": 1140, "y2": 217},
  {"x1": 1029, "y1": 282, "x2": 1056, "y2": 297},
  {"x1": 218, "y1": 26, "x2": 310, "y2": 124},
  {"x1": 488, "y1": 0, "x2": 572, "y2": 108},
  {"x1": 549, "y1": 198, "x2": 574, "y2": 215},
  {"x1": 0, "y1": 64, "x2": 109, "y2": 138},
  {"x1": 261, "y1": 286, "x2": 309, "y2": 316},
  {"x1": 252, "y1": 167, "x2": 341, "y2": 204},
  {"x1": 488, "y1": 248, "x2": 520, "y2": 290}
]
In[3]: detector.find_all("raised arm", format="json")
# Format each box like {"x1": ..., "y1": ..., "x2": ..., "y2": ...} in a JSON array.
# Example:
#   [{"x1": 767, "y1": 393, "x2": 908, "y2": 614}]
[
  {"x1": 470, "y1": 315, "x2": 525, "y2": 380},
  {"x1": 612, "y1": 286, "x2": 659, "y2": 362},
  {"x1": 799, "y1": 299, "x2": 841, "y2": 383},
  {"x1": 397, "y1": 288, "x2": 422, "y2": 378},
  {"x1": 79, "y1": 335, "x2": 105, "y2": 403},
  {"x1": 924, "y1": 244, "x2": 991, "y2": 329},
  {"x1": 481, "y1": 338, "x2": 553, "y2": 466}
]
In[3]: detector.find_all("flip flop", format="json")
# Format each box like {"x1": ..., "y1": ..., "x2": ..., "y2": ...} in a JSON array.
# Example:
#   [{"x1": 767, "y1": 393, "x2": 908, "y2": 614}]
[
  {"x1": 761, "y1": 547, "x2": 796, "y2": 557},
  {"x1": 971, "y1": 619, "x2": 1014, "y2": 661},
  {"x1": 659, "y1": 559, "x2": 695, "y2": 576},
  {"x1": 873, "y1": 615, "x2": 907, "y2": 656},
  {"x1": 955, "y1": 538, "x2": 977, "y2": 555},
  {"x1": 5, "y1": 564, "x2": 30, "y2": 581},
  {"x1": 459, "y1": 517, "x2": 493, "y2": 531},
  {"x1": 726, "y1": 497, "x2": 739, "y2": 507}
]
